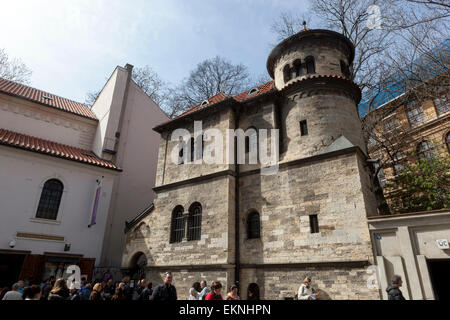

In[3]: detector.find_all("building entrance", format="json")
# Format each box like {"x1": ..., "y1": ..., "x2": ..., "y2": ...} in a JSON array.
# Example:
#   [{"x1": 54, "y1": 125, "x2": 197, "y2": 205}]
[{"x1": 428, "y1": 259, "x2": 450, "y2": 300}]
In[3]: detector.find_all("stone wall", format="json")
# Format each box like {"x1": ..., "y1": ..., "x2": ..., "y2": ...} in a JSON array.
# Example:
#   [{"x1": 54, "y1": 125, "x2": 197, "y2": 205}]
[
  {"x1": 239, "y1": 151, "x2": 375, "y2": 264},
  {"x1": 240, "y1": 266, "x2": 380, "y2": 300},
  {"x1": 122, "y1": 175, "x2": 235, "y2": 267}
]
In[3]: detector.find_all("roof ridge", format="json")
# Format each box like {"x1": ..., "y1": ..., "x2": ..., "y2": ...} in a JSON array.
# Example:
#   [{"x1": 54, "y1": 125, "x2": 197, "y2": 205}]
[{"x1": 0, "y1": 77, "x2": 89, "y2": 107}]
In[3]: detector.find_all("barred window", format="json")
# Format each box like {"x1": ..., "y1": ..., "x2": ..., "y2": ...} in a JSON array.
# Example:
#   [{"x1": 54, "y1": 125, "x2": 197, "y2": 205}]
[
  {"x1": 187, "y1": 202, "x2": 202, "y2": 241},
  {"x1": 247, "y1": 211, "x2": 260, "y2": 239},
  {"x1": 417, "y1": 141, "x2": 435, "y2": 160},
  {"x1": 36, "y1": 179, "x2": 63, "y2": 220},
  {"x1": 406, "y1": 101, "x2": 425, "y2": 127},
  {"x1": 170, "y1": 206, "x2": 185, "y2": 243},
  {"x1": 434, "y1": 95, "x2": 449, "y2": 115}
]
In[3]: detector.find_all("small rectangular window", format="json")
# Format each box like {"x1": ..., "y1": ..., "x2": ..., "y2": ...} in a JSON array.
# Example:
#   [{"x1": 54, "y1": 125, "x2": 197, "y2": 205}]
[
  {"x1": 309, "y1": 215, "x2": 319, "y2": 233},
  {"x1": 300, "y1": 120, "x2": 308, "y2": 136}
]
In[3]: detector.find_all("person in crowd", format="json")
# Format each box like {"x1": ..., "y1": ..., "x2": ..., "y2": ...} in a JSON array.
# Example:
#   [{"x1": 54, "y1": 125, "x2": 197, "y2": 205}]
[
  {"x1": 81, "y1": 283, "x2": 92, "y2": 301},
  {"x1": 199, "y1": 280, "x2": 212, "y2": 300},
  {"x1": 226, "y1": 285, "x2": 240, "y2": 300},
  {"x1": 89, "y1": 283, "x2": 104, "y2": 301},
  {"x1": 188, "y1": 284, "x2": 199, "y2": 300},
  {"x1": 111, "y1": 287, "x2": 125, "y2": 301},
  {"x1": 193, "y1": 282, "x2": 201, "y2": 293},
  {"x1": 48, "y1": 278, "x2": 69, "y2": 300},
  {"x1": 298, "y1": 277, "x2": 317, "y2": 300},
  {"x1": 69, "y1": 283, "x2": 81, "y2": 301},
  {"x1": 133, "y1": 279, "x2": 145, "y2": 300},
  {"x1": 122, "y1": 276, "x2": 133, "y2": 300},
  {"x1": 387, "y1": 275, "x2": 406, "y2": 300},
  {"x1": 151, "y1": 272, "x2": 177, "y2": 301},
  {"x1": 205, "y1": 281, "x2": 223, "y2": 300},
  {"x1": 0, "y1": 287, "x2": 9, "y2": 300},
  {"x1": 103, "y1": 278, "x2": 115, "y2": 300},
  {"x1": 141, "y1": 282, "x2": 153, "y2": 301},
  {"x1": 17, "y1": 280, "x2": 25, "y2": 296},
  {"x1": 247, "y1": 283, "x2": 260, "y2": 300},
  {"x1": 23, "y1": 285, "x2": 41, "y2": 300},
  {"x1": 2, "y1": 283, "x2": 23, "y2": 300},
  {"x1": 41, "y1": 278, "x2": 55, "y2": 300}
]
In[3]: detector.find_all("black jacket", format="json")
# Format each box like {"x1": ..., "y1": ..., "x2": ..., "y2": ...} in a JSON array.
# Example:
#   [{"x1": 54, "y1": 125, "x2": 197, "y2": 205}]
[
  {"x1": 386, "y1": 285, "x2": 405, "y2": 300},
  {"x1": 151, "y1": 283, "x2": 177, "y2": 301}
]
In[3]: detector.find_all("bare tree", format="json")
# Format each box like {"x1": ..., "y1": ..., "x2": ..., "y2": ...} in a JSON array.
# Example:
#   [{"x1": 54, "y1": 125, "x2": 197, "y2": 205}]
[
  {"x1": 0, "y1": 48, "x2": 32, "y2": 84},
  {"x1": 270, "y1": 12, "x2": 311, "y2": 42},
  {"x1": 174, "y1": 56, "x2": 250, "y2": 110}
]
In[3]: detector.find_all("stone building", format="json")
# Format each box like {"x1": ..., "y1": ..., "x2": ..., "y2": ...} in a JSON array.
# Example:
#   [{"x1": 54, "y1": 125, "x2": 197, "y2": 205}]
[
  {"x1": 122, "y1": 29, "x2": 381, "y2": 300},
  {"x1": 362, "y1": 70, "x2": 449, "y2": 207}
]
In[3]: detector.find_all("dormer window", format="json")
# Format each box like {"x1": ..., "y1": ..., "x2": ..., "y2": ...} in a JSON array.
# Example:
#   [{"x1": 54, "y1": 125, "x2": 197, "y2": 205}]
[
  {"x1": 248, "y1": 88, "x2": 259, "y2": 96},
  {"x1": 42, "y1": 95, "x2": 53, "y2": 100},
  {"x1": 200, "y1": 100, "x2": 209, "y2": 107}
]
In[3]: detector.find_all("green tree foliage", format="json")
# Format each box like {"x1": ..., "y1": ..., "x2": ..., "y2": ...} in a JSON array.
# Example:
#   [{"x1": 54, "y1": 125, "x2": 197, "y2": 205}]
[{"x1": 386, "y1": 152, "x2": 450, "y2": 213}]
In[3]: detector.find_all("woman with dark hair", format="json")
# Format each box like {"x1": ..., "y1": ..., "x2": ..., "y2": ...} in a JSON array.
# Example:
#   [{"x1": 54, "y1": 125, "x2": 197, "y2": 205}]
[
  {"x1": 205, "y1": 282, "x2": 223, "y2": 300},
  {"x1": 111, "y1": 287, "x2": 125, "y2": 301},
  {"x1": 48, "y1": 278, "x2": 69, "y2": 300},
  {"x1": 226, "y1": 285, "x2": 240, "y2": 300},
  {"x1": 23, "y1": 285, "x2": 41, "y2": 300},
  {"x1": 247, "y1": 283, "x2": 260, "y2": 300}
]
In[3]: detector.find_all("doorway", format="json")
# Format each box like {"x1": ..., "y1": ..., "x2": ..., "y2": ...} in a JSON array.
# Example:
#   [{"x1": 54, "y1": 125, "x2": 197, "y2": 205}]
[
  {"x1": 427, "y1": 259, "x2": 450, "y2": 300},
  {"x1": 0, "y1": 253, "x2": 26, "y2": 288}
]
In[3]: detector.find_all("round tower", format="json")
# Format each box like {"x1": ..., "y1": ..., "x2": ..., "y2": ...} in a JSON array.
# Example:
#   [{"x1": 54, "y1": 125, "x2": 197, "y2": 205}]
[{"x1": 267, "y1": 29, "x2": 366, "y2": 161}]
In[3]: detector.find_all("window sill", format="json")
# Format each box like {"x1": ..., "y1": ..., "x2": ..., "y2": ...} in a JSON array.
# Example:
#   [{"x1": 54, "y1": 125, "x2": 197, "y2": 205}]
[{"x1": 29, "y1": 218, "x2": 61, "y2": 225}]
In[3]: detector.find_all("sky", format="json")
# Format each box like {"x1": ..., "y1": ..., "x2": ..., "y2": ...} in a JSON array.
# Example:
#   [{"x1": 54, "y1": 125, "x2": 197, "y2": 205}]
[{"x1": 0, "y1": 0, "x2": 313, "y2": 104}]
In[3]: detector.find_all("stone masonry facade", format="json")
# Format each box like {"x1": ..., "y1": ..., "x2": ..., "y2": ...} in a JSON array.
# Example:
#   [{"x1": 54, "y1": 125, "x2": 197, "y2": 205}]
[{"x1": 122, "y1": 29, "x2": 381, "y2": 300}]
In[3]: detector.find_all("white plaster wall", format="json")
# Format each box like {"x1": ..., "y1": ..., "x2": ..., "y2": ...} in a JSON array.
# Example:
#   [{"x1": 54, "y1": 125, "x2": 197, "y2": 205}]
[
  {"x1": 100, "y1": 80, "x2": 168, "y2": 268},
  {"x1": 0, "y1": 95, "x2": 97, "y2": 150},
  {"x1": 91, "y1": 67, "x2": 128, "y2": 157},
  {"x1": 0, "y1": 147, "x2": 116, "y2": 264}
]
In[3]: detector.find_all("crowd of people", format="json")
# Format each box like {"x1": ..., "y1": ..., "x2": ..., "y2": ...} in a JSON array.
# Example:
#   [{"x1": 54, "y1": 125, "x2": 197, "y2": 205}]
[{"x1": 0, "y1": 272, "x2": 406, "y2": 301}]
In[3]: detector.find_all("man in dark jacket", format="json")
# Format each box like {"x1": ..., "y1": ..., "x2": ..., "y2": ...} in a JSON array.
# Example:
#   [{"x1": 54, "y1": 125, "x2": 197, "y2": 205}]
[
  {"x1": 151, "y1": 272, "x2": 177, "y2": 301},
  {"x1": 387, "y1": 274, "x2": 406, "y2": 300}
]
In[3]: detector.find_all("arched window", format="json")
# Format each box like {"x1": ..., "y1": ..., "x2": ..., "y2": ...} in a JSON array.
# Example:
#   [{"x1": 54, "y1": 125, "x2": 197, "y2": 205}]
[
  {"x1": 417, "y1": 141, "x2": 435, "y2": 160},
  {"x1": 187, "y1": 202, "x2": 202, "y2": 241},
  {"x1": 247, "y1": 211, "x2": 260, "y2": 239},
  {"x1": 446, "y1": 132, "x2": 450, "y2": 152},
  {"x1": 170, "y1": 206, "x2": 185, "y2": 243},
  {"x1": 36, "y1": 179, "x2": 63, "y2": 220},
  {"x1": 305, "y1": 56, "x2": 315, "y2": 74},
  {"x1": 293, "y1": 59, "x2": 302, "y2": 77},
  {"x1": 178, "y1": 140, "x2": 185, "y2": 165},
  {"x1": 190, "y1": 137, "x2": 195, "y2": 162},
  {"x1": 283, "y1": 65, "x2": 291, "y2": 83}
]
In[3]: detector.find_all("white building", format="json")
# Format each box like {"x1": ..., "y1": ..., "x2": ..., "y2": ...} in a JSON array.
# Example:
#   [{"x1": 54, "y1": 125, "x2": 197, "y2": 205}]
[{"x1": 0, "y1": 64, "x2": 168, "y2": 287}]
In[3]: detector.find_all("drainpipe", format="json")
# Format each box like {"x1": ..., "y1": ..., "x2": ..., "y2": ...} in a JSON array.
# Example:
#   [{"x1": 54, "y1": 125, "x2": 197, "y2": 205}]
[{"x1": 233, "y1": 106, "x2": 241, "y2": 290}]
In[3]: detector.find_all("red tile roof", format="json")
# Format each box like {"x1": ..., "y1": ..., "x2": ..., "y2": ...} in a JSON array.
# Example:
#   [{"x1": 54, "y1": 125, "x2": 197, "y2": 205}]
[
  {"x1": 0, "y1": 128, "x2": 119, "y2": 170},
  {"x1": 0, "y1": 77, "x2": 97, "y2": 120},
  {"x1": 178, "y1": 92, "x2": 230, "y2": 117},
  {"x1": 233, "y1": 81, "x2": 275, "y2": 102}
]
